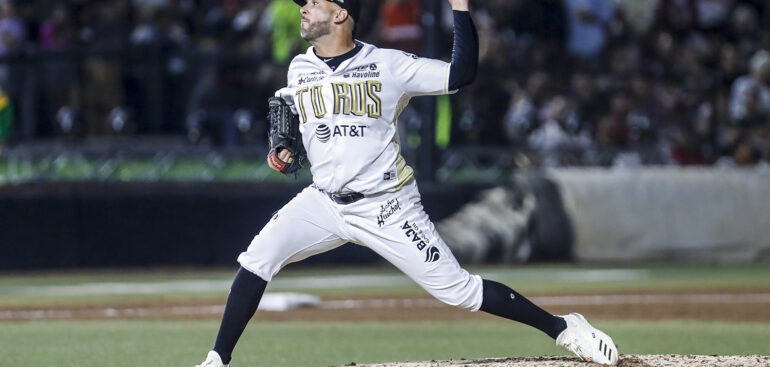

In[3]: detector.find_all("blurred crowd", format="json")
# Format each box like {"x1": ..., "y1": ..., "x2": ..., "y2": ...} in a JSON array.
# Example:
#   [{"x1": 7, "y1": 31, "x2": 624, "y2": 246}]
[
  {"x1": 460, "y1": 0, "x2": 770, "y2": 167},
  {"x1": 0, "y1": 0, "x2": 769, "y2": 167}
]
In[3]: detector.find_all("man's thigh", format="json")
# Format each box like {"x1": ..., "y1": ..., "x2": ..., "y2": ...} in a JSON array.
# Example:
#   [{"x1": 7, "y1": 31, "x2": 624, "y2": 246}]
[
  {"x1": 238, "y1": 186, "x2": 347, "y2": 281},
  {"x1": 344, "y1": 182, "x2": 484, "y2": 310}
]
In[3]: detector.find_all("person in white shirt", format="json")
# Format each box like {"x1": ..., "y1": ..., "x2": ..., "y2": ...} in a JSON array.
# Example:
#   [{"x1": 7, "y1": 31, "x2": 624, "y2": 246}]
[{"x1": 194, "y1": 1, "x2": 618, "y2": 366}]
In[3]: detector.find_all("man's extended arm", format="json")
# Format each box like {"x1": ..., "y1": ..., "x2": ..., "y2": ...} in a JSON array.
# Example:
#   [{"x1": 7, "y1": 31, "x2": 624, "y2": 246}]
[{"x1": 447, "y1": 0, "x2": 478, "y2": 91}]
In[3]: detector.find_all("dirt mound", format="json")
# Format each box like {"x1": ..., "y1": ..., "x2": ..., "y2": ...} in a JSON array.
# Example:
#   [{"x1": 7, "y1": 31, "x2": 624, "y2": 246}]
[{"x1": 348, "y1": 355, "x2": 770, "y2": 367}]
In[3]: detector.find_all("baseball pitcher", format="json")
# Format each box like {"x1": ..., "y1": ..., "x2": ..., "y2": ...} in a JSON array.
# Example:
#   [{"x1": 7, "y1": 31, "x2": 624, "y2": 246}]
[{"x1": 195, "y1": 0, "x2": 618, "y2": 366}]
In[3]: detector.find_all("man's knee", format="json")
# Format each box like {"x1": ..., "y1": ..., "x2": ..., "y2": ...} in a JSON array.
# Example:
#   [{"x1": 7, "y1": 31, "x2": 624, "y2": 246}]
[
  {"x1": 236, "y1": 236, "x2": 285, "y2": 282},
  {"x1": 429, "y1": 273, "x2": 484, "y2": 311}
]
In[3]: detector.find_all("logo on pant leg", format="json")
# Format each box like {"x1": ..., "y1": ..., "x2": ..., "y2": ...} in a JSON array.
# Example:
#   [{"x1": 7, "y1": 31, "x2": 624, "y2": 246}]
[
  {"x1": 376, "y1": 198, "x2": 401, "y2": 227},
  {"x1": 425, "y1": 246, "x2": 440, "y2": 262},
  {"x1": 401, "y1": 220, "x2": 440, "y2": 262}
]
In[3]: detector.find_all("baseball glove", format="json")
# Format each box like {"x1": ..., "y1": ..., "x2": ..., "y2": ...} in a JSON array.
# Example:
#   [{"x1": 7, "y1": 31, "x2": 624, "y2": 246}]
[{"x1": 267, "y1": 96, "x2": 306, "y2": 174}]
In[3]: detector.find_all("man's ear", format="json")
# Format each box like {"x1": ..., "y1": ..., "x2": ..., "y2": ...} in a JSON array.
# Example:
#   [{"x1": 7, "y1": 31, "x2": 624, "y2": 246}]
[{"x1": 333, "y1": 9, "x2": 349, "y2": 25}]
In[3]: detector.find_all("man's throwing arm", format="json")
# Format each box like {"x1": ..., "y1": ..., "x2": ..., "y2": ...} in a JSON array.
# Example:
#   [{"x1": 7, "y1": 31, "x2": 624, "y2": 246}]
[{"x1": 447, "y1": 0, "x2": 478, "y2": 91}]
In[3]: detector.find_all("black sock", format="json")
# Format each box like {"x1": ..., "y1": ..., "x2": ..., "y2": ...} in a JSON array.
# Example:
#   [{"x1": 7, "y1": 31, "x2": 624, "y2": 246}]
[
  {"x1": 213, "y1": 267, "x2": 267, "y2": 364},
  {"x1": 479, "y1": 279, "x2": 567, "y2": 340}
]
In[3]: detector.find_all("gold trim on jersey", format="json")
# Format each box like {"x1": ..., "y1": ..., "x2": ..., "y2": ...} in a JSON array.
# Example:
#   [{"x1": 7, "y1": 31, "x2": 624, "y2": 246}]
[
  {"x1": 350, "y1": 81, "x2": 366, "y2": 116},
  {"x1": 311, "y1": 85, "x2": 327, "y2": 118},
  {"x1": 296, "y1": 87, "x2": 310, "y2": 123},
  {"x1": 308, "y1": 81, "x2": 383, "y2": 119},
  {"x1": 351, "y1": 81, "x2": 367, "y2": 116},
  {"x1": 366, "y1": 81, "x2": 382, "y2": 118},
  {"x1": 332, "y1": 83, "x2": 351, "y2": 115},
  {"x1": 394, "y1": 95, "x2": 411, "y2": 124},
  {"x1": 392, "y1": 138, "x2": 414, "y2": 190}
]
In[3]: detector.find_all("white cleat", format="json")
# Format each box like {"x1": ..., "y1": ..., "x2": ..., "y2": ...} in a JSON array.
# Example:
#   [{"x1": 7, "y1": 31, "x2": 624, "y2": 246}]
[
  {"x1": 194, "y1": 350, "x2": 230, "y2": 367},
  {"x1": 556, "y1": 313, "x2": 618, "y2": 365}
]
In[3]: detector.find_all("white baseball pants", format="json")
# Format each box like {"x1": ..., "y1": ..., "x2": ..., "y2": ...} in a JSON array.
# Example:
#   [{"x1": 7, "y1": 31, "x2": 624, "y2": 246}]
[{"x1": 237, "y1": 180, "x2": 484, "y2": 311}]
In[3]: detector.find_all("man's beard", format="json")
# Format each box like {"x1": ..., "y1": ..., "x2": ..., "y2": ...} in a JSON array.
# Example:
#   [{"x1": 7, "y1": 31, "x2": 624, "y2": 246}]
[{"x1": 301, "y1": 19, "x2": 331, "y2": 41}]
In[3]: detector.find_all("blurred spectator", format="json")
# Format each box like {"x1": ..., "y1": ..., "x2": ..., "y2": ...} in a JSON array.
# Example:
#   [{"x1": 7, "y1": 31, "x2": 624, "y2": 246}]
[
  {"x1": 716, "y1": 128, "x2": 763, "y2": 166},
  {"x1": 694, "y1": 0, "x2": 735, "y2": 31},
  {"x1": 596, "y1": 90, "x2": 631, "y2": 150},
  {"x1": 652, "y1": 0, "x2": 697, "y2": 38},
  {"x1": 0, "y1": 0, "x2": 24, "y2": 56},
  {"x1": 264, "y1": 0, "x2": 305, "y2": 65},
  {"x1": 626, "y1": 74, "x2": 660, "y2": 146},
  {"x1": 527, "y1": 95, "x2": 591, "y2": 167},
  {"x1": 38, "y1": 2, "x2": 76, "y2": 50},
  {"x1": 504, "y1": 72, "x2": 552, "y2": 145},
  {"x1": 511, "y1": 0, "x2": 567, "y2": 46},
  {"x1": 612, "y1": 0, "x2": 659, "y2": 37},
  {"x1": 729, "y1": 49, "x2": 770, "y2": 126},
  {"x1": 0, "y1": 86, "x2": 11, "y2": 144},
  {"x1": 0, "y1": 0, "x2": 24, "y2": 139},
  {"x1": 81, "y1": 1, "x2": 130, "y2": 136},
  {"x1": 728, "y1": 4, "x2": 761, "y2": 57},
  {"x1": 566, "y1": 71, "x2": 601, "y2": 132},
  {"x1": 563, "y1": 0, "x2": 615, "y2": 64},
  {"x1": 38, "y1": 2, "x2": 80, "y2": 138},
  {"x1": 718, "y1": 44, "x2": 745, "y2": 90},
  {"x1": 379, "y1": 0, "x2": 422, "y2": 54}
]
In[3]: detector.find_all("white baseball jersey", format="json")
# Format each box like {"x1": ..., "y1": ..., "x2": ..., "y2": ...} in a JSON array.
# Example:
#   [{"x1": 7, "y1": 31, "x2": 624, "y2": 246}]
[
  {"x1": 237, "y1": 41, "x2": 484, "y2": 313},
  {"x1": 288, "y1": 41, "x2": 452, "y2": 195}
]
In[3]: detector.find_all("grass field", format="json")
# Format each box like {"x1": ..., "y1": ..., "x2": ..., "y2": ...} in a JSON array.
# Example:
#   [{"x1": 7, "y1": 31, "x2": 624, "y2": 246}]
[
  {"x1": 1, "y1": 320, "x2": 769, "y2": 367},
  {"x1": 2, "y1": 263, "x2": 769, "y2": 306},
  {"x1": 1, "y1": 263, "x2": 769, "y2": 366}
]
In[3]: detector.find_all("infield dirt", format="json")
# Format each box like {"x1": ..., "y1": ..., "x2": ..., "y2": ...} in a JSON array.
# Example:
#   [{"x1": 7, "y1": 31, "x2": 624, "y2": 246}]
[
  {"x1": 348, "y1": 355, "x2": 770, "y2": 367},
  {"x1": 4, "y1": 290, "x2": 769, "y2": 322}
]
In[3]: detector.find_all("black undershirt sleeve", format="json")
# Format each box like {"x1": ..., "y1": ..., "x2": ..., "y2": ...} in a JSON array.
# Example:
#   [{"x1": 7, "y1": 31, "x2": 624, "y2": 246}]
[{"x1": 448, "y1": 10, "x2": 479, "y2": 91}]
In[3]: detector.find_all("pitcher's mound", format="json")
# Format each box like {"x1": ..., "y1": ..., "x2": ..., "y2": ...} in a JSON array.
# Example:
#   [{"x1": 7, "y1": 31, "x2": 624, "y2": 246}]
[{"x1": 347, "y1": 354, "x2": 769, "y2": 367}]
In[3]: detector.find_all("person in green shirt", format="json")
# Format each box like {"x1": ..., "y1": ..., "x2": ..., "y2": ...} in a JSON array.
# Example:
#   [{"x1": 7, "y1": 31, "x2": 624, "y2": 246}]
[
  {"x1": 0, "y1": 88, "x2": 12, "y2": 145},
  {"x1": 268, "y1": 0, "x2": 308, "y2": 64}
]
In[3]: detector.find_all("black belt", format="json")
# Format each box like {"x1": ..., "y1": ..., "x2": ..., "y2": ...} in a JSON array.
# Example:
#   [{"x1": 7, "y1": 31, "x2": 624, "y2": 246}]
[{"x1": 315, "y1": 185, "x2": 365, "y2": 205}]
